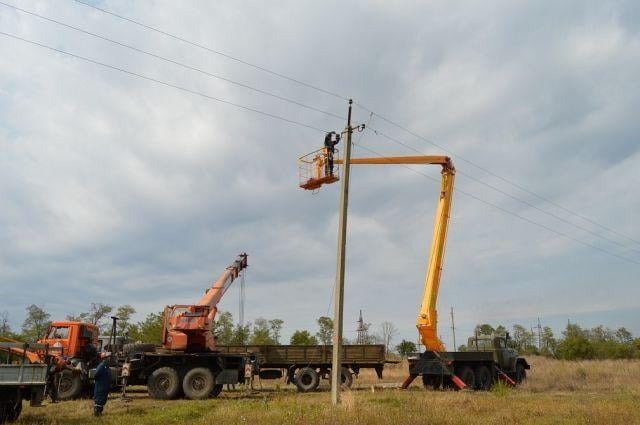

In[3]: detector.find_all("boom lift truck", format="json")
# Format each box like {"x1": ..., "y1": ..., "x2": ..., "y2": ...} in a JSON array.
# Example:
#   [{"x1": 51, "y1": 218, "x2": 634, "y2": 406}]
[
  {"x1": 124, "y1": 253, "x2": 253, "y2": 400},
  {"x1": 299, "y1": 137, "x2": 529, "y2": 391}
]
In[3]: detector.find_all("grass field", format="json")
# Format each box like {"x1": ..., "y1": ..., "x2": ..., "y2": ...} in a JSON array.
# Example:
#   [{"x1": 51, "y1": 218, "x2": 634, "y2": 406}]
[{"x1": 16, "y1": 356, "x2": 640, "y2": 425}]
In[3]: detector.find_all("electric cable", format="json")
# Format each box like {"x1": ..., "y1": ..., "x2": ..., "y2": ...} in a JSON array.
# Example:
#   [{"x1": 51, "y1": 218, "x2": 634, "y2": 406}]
[
  {"x1": 0, "y1": 1, "x2": 344, "y2": 121},
  {"x1": 67, "y1": 0, "x2": 639, "y2": 248},
  {"x1": 66, "y1": 0, "x2": 638, "y2": 249},
  {"x1": 0, "y1": 31, "x2": 327, "y2": 133},
  {"x1": 351, "y1": 143, "x2": 640, "y2": 266},
  {"x1": 365, "y1": 127, "x2": 640, "y2": 257},
  {"x1": 356, "y1": 105, "x2": 640, "y2": 249},
  {"x1": 71, "y1": 0, "x2": 349, "y2": 101}
]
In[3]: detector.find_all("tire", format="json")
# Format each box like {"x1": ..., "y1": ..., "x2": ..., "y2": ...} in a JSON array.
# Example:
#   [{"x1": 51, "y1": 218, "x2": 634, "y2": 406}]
[
  {"x1": 182, "y1": 368, "x2": 215, "y2": 400},
  {"x1": 515, "y1": 363, "x2": 527, "y2": 384},
  {"x1": 474, "y1": 366, "x2": 492, "y2": 391},
  {"x1": 123, "y1": 343, "x2": 156, "y2": 354},
  {"x1": 456, "y1": 366, "x2": 475, "y2": 390},
  {"x1": 6, "y1": 399, "x2": 21, "y2": 423},
  {"x1": 58, "y1": 370, "x2": 84, "y2": 400},
  {"x1": 295, "y1": 367, "x2": 319, "y2": 392},
  {"x1": 339, "y1": 367, "x2": 353, "y2": 389},
  {"x1": 147, "y1": 367, "x2": 181, "y2": 400},
  {"x1": 0, "y1": 402, "x2": 6, "y2": 424}
]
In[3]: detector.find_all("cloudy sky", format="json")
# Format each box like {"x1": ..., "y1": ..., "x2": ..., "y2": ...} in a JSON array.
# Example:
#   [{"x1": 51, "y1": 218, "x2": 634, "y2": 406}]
[{"x1": 1, "y1": 0, "x2": 639, "y2": 348}]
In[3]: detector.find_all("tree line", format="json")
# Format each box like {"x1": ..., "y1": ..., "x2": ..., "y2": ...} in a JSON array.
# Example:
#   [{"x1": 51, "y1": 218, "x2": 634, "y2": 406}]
[
  {"x1": 0, "y1": 305, "x2": 400, "y2": 352},
  {"x1": 458, "y1": 322, "x2": 640, "y2": 360}
]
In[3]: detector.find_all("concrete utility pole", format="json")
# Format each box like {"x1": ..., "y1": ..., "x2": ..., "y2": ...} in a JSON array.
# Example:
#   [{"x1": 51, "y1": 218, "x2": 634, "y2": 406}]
[{"x1": 331, "y1": 99, "x2": 353, "y2": 405}]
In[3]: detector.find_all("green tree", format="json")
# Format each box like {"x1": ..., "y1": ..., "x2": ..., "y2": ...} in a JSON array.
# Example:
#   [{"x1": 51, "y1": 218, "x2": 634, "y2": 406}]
[
  {"x1": 475, "y1": 324, "x2": 495, "y2": 336},
  {"x1": 128, "y1": 312, "x2": 164, "y2": 344},
  {"x1": 214, "y1": 311, "x2": 234, "y2": 344},
  {"x1": 115, "y1": 305, "x2": 136, "y2": 335},
  {"x1": 269, "y1": 319, "x2": 284, "y2": 344},
  {"x1": 494, "y1": 325, "x2": 507, "y2": 336},
  {"x1": 395, "y1": 339, "x2": 416, "y2": 357},
  {"x1": 21, "y1": 305, "x2": 51, "y2": 342},
  {"x1": 556, "y1": 323, "x2": 594, "y2": 360},
  {"x1": 615, "y1": 327, "x2": 633, "y2": 344},
  {"x1": 540, "y1": 326, "x2": 557, "y2": 357},
  {"x1": 316, "y1": 316, "x2": 333, "y2": 345},
  {"x1": 231, "y1": 324, "x2": 251, "y2": 345},
  {"x1": 251, "y1": 318, "x2": 276, "y2": 344},
  {"x1": 290, "y1": 330, "x2": 318, "y2": 345}
]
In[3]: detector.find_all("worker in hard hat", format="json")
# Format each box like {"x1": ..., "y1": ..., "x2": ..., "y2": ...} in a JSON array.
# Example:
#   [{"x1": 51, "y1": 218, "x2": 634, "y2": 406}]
[
  {"x1": 93, "y1": 352, "x2": 112, "y2": 417},
  {"x1": 324, "y1": 131, "x2": 340, "y2": 177}
]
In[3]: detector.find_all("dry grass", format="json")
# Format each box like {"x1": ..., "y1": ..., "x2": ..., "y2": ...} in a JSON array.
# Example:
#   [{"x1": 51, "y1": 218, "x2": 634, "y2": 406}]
[{"x1": 17, "y1": 356, "x2": 640, "y2": 425}]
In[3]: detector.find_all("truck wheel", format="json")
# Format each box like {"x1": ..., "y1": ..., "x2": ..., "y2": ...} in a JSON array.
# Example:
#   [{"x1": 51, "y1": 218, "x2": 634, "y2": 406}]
[
  {"x1": 6, "y1": 398, "x2": 21, "y2": 422},
  {"x1": 474, "y1": 366, "x2": 492, "y2": 390},
  {"x1": 58, "y1": 370, "x2": 84, "y2": 400},
  {"x1": 329, "y1": 367, "x2": 353, "y2": 389},
  {"x1": 183, "y1": 368, "x2": 215, "y2": 400},
  {"x1": 456, "y1": 366, "x2": 475, "y2": 390},
  {"x1": 515, "y1": 363, "x2": 527, "y2": 383},
  {"x1": 295, "y1": 367, "x2": 319, "y2": 392},
  {"x1": 340, "y1": 367, "x2": 353, "y2": 389},
  {"x1": 148, "y1": 367, "x2": 181, "y2": 400}
]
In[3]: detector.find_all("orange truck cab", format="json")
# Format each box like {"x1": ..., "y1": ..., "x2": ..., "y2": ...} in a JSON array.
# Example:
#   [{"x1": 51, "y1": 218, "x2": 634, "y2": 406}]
[{"x1": 38, "y1": 321, "x2": 99, "y2": 359}]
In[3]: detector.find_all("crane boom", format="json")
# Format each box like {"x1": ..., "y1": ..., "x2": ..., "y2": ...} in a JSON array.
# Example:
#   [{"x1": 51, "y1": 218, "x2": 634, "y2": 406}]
[{"x1": 334, "y1": 155, "x2": 455, "y2": 351}]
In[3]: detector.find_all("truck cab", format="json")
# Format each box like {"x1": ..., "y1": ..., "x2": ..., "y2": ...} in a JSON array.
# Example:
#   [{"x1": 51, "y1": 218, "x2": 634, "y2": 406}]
[
  {"x1": 38, "y1": 321, "x2": 99, "y2": 359},
  {"x1": 466, "y1": 334, "x2": 529, "y2": 381}
]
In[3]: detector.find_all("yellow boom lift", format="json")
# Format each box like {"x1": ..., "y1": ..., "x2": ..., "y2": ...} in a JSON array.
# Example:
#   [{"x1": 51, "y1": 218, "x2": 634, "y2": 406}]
[
  {"x1": 299, "y1": 148, "x2": 455, "y2": 352},
  {"x1": 299, "y1": 135, "x2": 530, "y2": 390}
]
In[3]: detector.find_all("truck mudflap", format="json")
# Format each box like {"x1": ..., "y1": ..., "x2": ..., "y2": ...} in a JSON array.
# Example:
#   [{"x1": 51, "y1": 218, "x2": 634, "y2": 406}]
[{"x1": 215, "y1": 369, "x2": 240, "y2": 385}]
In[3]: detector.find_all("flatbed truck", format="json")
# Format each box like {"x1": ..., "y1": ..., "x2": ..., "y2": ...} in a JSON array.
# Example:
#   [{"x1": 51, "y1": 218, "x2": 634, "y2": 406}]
[{"x1": 216, "y1": 344, "x2": 389, "y2": 392}]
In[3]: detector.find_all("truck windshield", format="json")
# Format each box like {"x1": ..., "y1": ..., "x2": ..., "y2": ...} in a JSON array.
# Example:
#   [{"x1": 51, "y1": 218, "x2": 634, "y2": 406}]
[{"x1": 47, "y1": 326, "x2": 70, "y2": 339}]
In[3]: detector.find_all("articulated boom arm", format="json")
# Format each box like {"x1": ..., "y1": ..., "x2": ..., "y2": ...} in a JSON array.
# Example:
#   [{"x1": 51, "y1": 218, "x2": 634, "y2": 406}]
[
  {"x1": 163, "y1": 253, "x2": 248, "y2": 352},
  {"x1": 335, "y1": 155, "x2": 455, "y2": 351}
]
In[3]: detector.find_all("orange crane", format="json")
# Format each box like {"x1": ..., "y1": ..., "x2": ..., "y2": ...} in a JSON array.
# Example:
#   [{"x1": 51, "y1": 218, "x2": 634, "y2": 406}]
[
  {"x1": 162, "y1": 253, "x2": 248, "y2": 352},
  {"x1": 299, "y1": 151, "x2": 455, "y2": 352}
]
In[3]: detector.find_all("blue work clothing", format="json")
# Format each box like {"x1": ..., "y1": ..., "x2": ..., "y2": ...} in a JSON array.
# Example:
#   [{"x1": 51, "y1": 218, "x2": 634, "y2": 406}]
[{"x1": 93, "y1": 360, "x2": 111, "y2": 416}]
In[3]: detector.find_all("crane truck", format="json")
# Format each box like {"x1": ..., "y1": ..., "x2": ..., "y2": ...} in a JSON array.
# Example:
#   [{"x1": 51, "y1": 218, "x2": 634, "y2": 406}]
[
  {"x1": 299, "y1": 137, "x2": 529, "y2": 391},
  {"x1": 123, "y1": 253, "x2": 253, "y2": 400}
]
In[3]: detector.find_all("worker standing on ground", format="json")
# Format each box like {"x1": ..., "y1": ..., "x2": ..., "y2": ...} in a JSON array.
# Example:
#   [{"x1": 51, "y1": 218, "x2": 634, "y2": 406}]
[
  {"x1": 93, "y1": 352, "x2": 112, "y2": 417},
  {"x1": 46, "y1": 357, "x2": 68, "y2": 403}
]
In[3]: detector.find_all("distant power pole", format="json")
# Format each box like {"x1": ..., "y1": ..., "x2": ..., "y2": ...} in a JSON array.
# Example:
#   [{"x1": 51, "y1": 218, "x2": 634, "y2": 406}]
[
  {"x1": 356, "y1": 310, "x2": 367, "y2": 345},
  {"x1": 537, "y1": 317, "x2": 542, "y2": 350},
  {"x1": 450, "y1": 307, "x2": 456, "y2": 352}
]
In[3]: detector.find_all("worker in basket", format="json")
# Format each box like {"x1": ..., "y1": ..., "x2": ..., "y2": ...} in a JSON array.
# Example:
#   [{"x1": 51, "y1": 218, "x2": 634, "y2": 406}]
[
  {"x1": 324, "y1": 131, "x2": 340, "y2": 177},
  {"x1": 93, "y1": 352, "x2": 112, "y2": 417}
]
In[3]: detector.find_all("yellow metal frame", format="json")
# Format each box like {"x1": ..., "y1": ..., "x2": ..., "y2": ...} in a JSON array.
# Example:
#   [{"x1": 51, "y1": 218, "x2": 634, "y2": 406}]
[{"x1": 334, "y1": 155, "x2": 456, "y2": 352}]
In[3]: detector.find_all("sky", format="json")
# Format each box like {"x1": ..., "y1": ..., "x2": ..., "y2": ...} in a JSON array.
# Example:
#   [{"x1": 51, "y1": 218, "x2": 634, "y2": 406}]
[{"x1": 1, "y1": 0, "x2": 639, "y2": 349}]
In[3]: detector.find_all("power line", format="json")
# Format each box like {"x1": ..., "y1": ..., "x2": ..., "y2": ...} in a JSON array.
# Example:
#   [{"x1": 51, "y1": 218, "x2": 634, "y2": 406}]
[
  {"x1": 71, "y1": 0, "x2": 349, "y2": 101},
  {"x1": 68, "y1": 0, "x2": 639, "y2": 249},
  {"x1": 0, "y1": 1, "x2": 344, "y2": 121},
  {"x1": 365, "y1": 127, "x2": 640, "y2": 257},
  {"x1": 357, "y1": 106, "x2": 640, "y2": 249},
  {"x1": 351, "y1": 143, "x2": 640, "y2": 266},
  {"x1": 0, "y1": 31, "x2": 328, "y2": 133}
]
